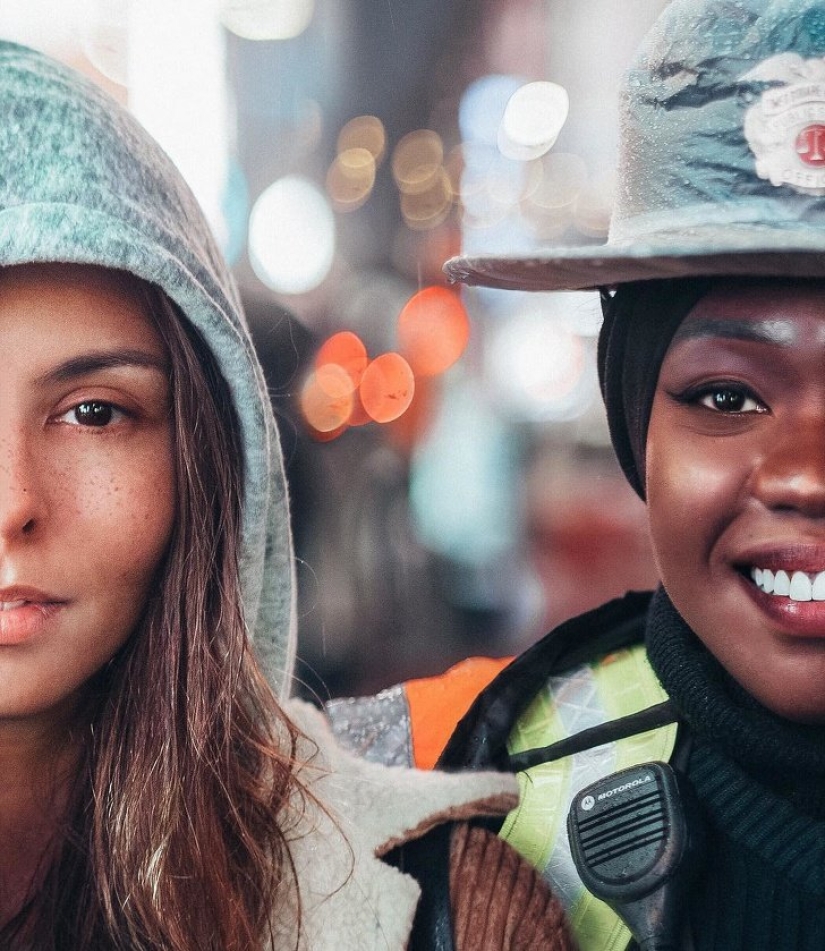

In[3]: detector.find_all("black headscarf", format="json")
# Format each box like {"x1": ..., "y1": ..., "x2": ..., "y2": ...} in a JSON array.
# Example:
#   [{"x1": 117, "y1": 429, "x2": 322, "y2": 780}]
[{"x1": 597, "y1": 278, "x2": 713, "y2": 499}]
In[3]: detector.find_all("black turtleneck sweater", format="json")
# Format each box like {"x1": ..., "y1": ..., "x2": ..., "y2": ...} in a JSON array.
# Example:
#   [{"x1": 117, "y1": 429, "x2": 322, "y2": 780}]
[{"x1": 645, "y1": 588, "x2": 825, "y2": 949}]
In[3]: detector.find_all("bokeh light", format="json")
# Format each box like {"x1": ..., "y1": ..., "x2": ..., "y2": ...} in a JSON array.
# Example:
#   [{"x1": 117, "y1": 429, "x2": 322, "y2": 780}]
[
  {"x1": 220, "y1": 0, "x2": 315, "y2": 40},
  {"x1": 360, "y1": 352, "x2": 416, "y2": 423},
  {"x1": 487, "y1": 310, "x2": 591, "y2": 422},
  {"x1": 315, "y1": 330, "x2": 368, "y2": 390},
  {"x1": 248, "y1": 175, "x2": 335, "y2": 295},
  {"x1": 498, "y1": 81, "x2": 569, "y2": 161},
  {"x1": 397, "y1": 286, "x2": 470, "y2": 376},
  {"x1": 460, "y1": 150, "x2": 523, "y2": 230},
  {"x1": 315, "y1": 362, "x2": 355, "y2": 400},
  {"x1": 521, "y1": 151, "x2": 588, "y2": 239},
  {"x1": 326, "y1": 147, "x2": 376, "y2": 212},
  {"x1": 400, "y1": 167, "x2": 453, "y2": 230},
  {"x1": 300, "y1": 367, "x2": 354, "y2": 433},
  {"x1": 337, "y1": 115, "x2": 386, "y2": 164},
  {"x1": 392, "y1": 129, "x2": 444, "y2": 195}
]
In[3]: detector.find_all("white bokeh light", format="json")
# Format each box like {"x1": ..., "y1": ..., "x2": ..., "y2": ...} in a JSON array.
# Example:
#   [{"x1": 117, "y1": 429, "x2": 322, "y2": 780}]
[
  {"x1": 499, "y1": 81, "x2": 570, "y2": 161},
  {"x1": 248, "y1": 176, "x2": 335, "y2": 295},
  {"x1": 128, "y1": 0, "x2": 229, "y2": 245},
  {"x1": 487, "y1": 308, "x2": 593, "y2": 422},
  {"x1": 220, "y1": 0, "x2": 314, "y2": 40},
  {"x1": 78, "y1": 0, "x2": 128, "y2": 85}
]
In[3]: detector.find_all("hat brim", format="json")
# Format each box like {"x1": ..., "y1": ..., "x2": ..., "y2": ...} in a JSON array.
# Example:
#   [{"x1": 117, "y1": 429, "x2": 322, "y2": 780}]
[{"x1": 444, "y1": 229, "x2": 825, "y2": 291}]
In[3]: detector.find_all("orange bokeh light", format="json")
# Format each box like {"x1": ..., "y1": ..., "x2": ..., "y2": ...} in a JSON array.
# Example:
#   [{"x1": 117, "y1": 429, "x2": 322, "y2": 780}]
[
  {"x1": 360, "y1": 352, "x2": 415, "y2": 423},
  {"x1": 397, "y1": 286, "x2": 470, "y2": 377},
  {"x1": 315, "y1": 362, "x2": 356, "y2": 399},
  {"x1": 300, "y1": 369, "x2": 354, "y2": 433},
  {"x1": 347, "y1": 386, "x2": 373, "y2": 426},
  {"x1": 315, "y1": 331, "x2": 369, "y2": 390}
]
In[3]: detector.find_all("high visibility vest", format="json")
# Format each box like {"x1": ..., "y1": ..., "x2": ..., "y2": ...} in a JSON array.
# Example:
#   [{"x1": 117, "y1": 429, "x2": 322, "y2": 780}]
[
  {"x1": 500, "y1": 644, "x2": 676, "y2": 951},
  {"x1": 325, "y1": 594, "x2": 674, "y2": 951}
]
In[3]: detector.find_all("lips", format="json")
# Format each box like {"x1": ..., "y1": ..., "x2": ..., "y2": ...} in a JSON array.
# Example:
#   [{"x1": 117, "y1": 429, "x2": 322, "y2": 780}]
[{"x1": 0, "y1": 587, "x2": 66, "y2": 644}]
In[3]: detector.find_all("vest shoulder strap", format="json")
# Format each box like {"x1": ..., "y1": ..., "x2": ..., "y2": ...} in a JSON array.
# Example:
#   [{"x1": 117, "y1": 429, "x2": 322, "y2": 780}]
[{"x1": 438, "y1": 590, "x2": 655, "y2": 770}]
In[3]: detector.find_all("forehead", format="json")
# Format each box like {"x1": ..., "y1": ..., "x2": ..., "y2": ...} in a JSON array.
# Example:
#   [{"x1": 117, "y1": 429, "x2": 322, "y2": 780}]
[
  {"x1": 0, "y1": 263, "x2": 164, "y2": 355},
  {"x1": 674, "y1": 280, "x2": 825, "y2": 345}
]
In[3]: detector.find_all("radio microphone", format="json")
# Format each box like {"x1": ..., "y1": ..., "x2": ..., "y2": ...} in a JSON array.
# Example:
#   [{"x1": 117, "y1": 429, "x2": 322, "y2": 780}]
[{"x1": 567, "y1": 761, "x2": 705, "y2": 951}]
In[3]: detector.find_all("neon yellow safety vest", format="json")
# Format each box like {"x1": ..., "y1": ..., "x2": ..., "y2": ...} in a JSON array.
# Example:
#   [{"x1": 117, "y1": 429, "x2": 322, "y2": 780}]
[
  {"x1": 326, "y1": 634, "x2": 675, "y2": 951},
  {"x1": 501, "y1": 644, "x2": 677, "y2": 951}
]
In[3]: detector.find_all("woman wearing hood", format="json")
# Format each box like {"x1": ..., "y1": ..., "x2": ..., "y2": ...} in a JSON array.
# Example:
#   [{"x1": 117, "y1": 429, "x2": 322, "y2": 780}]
[{"x1": 0, "y1": 39, "x2": 571, "y2": 951}]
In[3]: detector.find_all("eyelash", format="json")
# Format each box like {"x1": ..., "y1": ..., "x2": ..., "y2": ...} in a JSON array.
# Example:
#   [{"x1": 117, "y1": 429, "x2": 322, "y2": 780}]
[
  {"x1": 671, "y1": 381, "x2": 768, "y2": 415},
  {"x1": 54, "y1": 400, "x2": 129, "y2": 429}
]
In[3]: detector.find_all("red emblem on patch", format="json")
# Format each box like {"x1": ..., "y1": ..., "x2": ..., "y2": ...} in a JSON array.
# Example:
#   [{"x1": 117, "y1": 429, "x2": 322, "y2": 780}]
[{"x1": 796, "y1": 124, "x2": 825, "y2": 166}]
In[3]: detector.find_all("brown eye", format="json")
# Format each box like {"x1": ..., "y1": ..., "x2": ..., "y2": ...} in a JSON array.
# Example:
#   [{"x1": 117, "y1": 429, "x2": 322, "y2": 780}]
[
  {"x1": 710, "y1": 389, "x2": 744, "y2": 411},
  {"x1": 75, "y1": 402, "x2": 113, "y2": 426},
  {"x1": 58, "y1": 401, "x2": 126, "y2": 427},
  {"x1": 697, "y1": 386, "x2": 763, "y2": 414}
]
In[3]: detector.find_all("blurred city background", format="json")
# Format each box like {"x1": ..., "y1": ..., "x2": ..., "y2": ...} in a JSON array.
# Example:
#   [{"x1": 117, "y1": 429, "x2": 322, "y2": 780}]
[{"x1": 5, "y1": 0, "x2": 669, "y2": 698}]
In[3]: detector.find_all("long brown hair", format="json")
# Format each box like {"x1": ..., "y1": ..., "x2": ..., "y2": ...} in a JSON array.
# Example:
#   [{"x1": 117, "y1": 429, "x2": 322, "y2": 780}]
[{"x1": 4, "y1": 277, "x2": 305, "y2": 949}]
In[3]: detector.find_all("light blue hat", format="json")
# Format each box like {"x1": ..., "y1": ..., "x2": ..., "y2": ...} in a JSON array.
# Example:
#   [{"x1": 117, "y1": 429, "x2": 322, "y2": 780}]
[{"x1": 445, "y1": 0, "x2": 825, "y2": 291}]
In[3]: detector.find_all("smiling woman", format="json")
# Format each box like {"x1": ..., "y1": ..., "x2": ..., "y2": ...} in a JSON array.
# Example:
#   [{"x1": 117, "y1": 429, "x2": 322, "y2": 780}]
[
  {"x1": 326, "y1": 1, "x2": 825, "y2": 949},
  {"x1": 648, "y1": 279, "x2": 825, "y2": 723}
]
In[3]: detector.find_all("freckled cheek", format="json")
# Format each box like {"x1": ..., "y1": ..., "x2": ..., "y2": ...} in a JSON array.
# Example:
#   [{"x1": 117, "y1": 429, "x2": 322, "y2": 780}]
[{"x1": 51, "y1": 447, "x2": 176, "y2": 588}]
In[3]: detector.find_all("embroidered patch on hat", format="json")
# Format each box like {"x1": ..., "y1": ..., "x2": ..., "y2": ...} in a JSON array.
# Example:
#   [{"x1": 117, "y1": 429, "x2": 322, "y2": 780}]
[{"x1": 743, "y1": 53, "x2": 825, "y2": 196}]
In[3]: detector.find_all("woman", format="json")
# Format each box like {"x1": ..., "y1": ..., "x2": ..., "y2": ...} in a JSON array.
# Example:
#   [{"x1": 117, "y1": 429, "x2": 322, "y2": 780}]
[
  {"x1": 331, "y1": 0, "x2": 825, "y2": 947},
  {"x1": 0, "y1": 38, "x2": 560, "y2": 951}
]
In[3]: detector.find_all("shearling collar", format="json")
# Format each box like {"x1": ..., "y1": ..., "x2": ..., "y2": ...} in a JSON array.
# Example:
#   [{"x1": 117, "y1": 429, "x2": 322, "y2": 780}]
[{"x1": 274, "y1": 700, "x2": 518, "y2": 950}]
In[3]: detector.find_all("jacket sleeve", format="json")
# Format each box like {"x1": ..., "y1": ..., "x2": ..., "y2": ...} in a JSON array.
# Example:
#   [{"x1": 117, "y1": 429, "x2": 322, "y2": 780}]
[{"x1": 449, "y1": 822, "x2": 577, "y2": 951}]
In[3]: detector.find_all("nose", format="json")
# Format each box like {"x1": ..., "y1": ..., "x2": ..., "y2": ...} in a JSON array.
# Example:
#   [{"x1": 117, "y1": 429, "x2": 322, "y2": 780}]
[
  {"x1": 0, "y1": 430, "x2": 44, "y2": 545},
  {"x1": 750, "y1": 413, "x2": 825, "y2": 518}
]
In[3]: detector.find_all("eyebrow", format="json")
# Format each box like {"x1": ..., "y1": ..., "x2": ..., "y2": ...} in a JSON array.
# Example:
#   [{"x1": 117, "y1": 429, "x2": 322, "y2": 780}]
[
  {"x1": 671, "y1": 317, "x2": 797, "y2": 346},
  {"x1": 35, "y1": 348, "x2": 170, "y2": 387}
]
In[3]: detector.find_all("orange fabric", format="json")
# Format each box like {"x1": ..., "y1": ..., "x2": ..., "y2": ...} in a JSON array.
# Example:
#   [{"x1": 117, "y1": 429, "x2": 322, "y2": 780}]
[{"x1": 405, "y1": 656, "x2": 514, "y2": 769}]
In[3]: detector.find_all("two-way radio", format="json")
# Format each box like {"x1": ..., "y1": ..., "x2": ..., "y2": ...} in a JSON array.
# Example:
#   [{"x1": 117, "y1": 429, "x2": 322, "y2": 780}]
[{"x1": 567, "y1": 762, "x2": 706, "y2": 951}]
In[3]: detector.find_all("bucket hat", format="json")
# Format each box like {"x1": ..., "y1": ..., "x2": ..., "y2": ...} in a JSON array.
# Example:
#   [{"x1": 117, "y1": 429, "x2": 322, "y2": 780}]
[{"x1": 444, "y1": 0, "x2": 825, "y2": 291}]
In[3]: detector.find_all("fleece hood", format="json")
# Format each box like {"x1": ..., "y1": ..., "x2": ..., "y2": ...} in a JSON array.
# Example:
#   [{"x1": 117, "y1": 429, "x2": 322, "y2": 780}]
[{"x1": 0, "y1": 41, "x2": 295, "y2": 694}]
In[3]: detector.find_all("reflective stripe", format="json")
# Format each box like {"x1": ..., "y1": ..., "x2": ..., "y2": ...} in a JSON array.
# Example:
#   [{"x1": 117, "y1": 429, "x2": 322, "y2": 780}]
[
  {"x1": 501, "y1": 645, "x2": 677, "y2": 951},
  {"x1": 324, "y1": 655, "x2": 512, "y2": 769},
  {"x1": 326, "y1": 684, "x2": 415, "y2": 767}
]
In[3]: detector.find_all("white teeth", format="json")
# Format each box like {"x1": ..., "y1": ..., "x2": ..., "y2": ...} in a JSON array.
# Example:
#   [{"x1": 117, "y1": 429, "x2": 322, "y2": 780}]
[
  {"x1": 0, "y1": 600, "x2": 26, "y2": 611},
  {"x1": 790, "y1": 571, "x2": 812, "y2": 602},
  {"x1": 750, "y1": 567, "x2": 825, "y2": 601}
]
